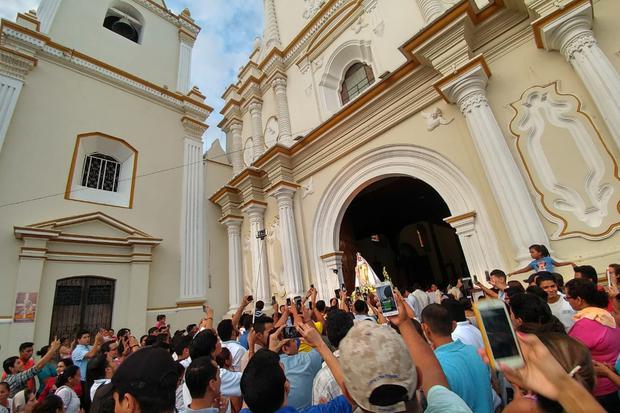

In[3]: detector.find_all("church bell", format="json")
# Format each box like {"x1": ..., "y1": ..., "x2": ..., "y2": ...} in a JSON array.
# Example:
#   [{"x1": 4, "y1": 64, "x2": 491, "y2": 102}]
[{"x1": 111, "y1": 17, "x2": 138, "y2": 41}]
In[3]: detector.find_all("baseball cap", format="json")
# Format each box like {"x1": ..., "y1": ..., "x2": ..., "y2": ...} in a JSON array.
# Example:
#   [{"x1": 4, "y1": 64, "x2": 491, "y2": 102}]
[
  {"x1": 111, "y1": 347, "x2": 178, "y2": 402},
  {"x1": 339, "y1": 321, "x2": 417, "y2": 413}
]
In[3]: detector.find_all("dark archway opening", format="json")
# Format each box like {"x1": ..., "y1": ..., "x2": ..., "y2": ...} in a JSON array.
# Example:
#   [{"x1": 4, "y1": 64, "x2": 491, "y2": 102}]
[{"x1": 339, "y1": 177, "x2": 469, "y2": 291}]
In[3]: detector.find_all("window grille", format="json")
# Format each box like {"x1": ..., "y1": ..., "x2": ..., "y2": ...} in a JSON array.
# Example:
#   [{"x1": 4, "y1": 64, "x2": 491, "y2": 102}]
[
  {"x1": 81, "y1": 153, "x2": 120, "y2": 192},
  {"x1": 340, "y1": 62, "x2": 375, "y2": 105}
]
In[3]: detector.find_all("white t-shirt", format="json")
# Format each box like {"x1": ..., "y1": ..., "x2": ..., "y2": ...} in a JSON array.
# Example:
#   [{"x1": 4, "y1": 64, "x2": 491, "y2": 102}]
[
  {"x1": 222, "y1": 340, "x2": 247, "y2": 372},
  {"x1": 548, "y1": 294, "x2": 575, "y2": 331},
  {"x1": 424, "y1": 385, "x2": 473, "y2": 413},
  {"x1": 56, "y1": 385, "x2": 81, "y2": 413},
  {"x1": 451, "y1": 321, "x2": 484, "y2": 350}
]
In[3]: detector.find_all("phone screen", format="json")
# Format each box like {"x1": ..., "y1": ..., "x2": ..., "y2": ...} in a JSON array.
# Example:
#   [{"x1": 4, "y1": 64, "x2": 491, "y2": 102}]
[
  {"x1": 479, "y1": 306, "x2": 520, "y2": 360},
  {"x1": 334, "y1": 289, "x2": 340, "y2": 298},
  {"x1": 472, "y1": 275, "x2": 478, "y2": 284},
  {"x1": 283, "y1": 326, "x2": 300, "y2": 339},
  {"x1": 376, "y1": 283, "x2": 398, "y2": 316},
  {"x1": 462, "y1": 277, "x2": 471, "y2": 291}
]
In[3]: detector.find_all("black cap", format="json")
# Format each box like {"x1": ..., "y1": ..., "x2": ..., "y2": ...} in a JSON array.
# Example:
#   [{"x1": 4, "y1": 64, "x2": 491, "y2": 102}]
[{"x1": 111, "y1": 347, "x2": 178, "y2": 401}]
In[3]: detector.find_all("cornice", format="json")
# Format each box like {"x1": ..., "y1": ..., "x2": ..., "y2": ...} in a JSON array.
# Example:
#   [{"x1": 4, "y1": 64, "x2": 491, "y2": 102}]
[
  {"x1": 130, "y1": 0, "x2": 200, "y2": 38},
  {"x1": 0, "y1": 45, "x2": 37, "y2": 80},
  {"x1": 213, "y1": 0, "x2": 527, "y2": 196},
  {"x1": 531, "y1": 0, "x2": 592, "y2": 49},
  {"x1": 0, "y1": 20, "x2": 211, "y2": 119}
]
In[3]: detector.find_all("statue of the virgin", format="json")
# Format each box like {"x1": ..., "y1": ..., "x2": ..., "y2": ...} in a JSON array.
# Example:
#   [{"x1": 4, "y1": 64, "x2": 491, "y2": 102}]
[{"x1": 354, "y1": 252, "x2": 382, "y2": 291}]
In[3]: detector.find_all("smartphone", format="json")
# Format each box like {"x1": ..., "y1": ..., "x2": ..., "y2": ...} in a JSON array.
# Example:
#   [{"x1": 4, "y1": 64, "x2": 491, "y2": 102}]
[
  {"x1": 462, "y1": 277, "x2": 471, "y2": 291},
  {"x1": 341, "y1": 283, "x2": 346, "y2": 292},
  {"x1": 334, "y1": 289, "x2": 340, "y2": 298},
  {"x1": 375, "y1": 282, "x2": 399, "y2": 317},
  {"x1": 485, "y1": 270, "x2": 491, "y2": 282},
  {"x1": 309, "y1": 301, "x2": 313, "y2": 310},
  {"x1": 310, "y1": 284, "x2": 315, "y2": 289},
  {"x1": 283, "y1": 326, "x2": 301, "y2": 339},
  {"x1": 286, "y1": 297, "x2": 291, "y2": 306},
  {"x1": 271, "y1": 296, "x2": 277, "y2": 306},
  {"x1": 474, "y1": 298, "x2": 524, "y2": 370},
  {"x1": 472, "y1": 274, "x2": 479, "y2": 285},
  {"x1": 248, "y1": 295, "x2": 253, "y2": 302},
  {"x1": 294, "y1": 296, "x2": 302, "y2": 312},
  {"x1": 607, "y1": 268, "x2": 613, "y2": 288}
]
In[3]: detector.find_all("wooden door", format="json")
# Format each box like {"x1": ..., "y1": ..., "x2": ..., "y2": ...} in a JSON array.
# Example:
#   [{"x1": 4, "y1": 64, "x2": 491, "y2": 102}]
[{"x1": 49, "y1": 277, "x2": 115, "y2": 341}]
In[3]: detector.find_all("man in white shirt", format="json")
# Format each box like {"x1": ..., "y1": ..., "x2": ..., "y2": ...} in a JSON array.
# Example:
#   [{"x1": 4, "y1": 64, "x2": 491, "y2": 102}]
[
  {"x1": 403, "y1": 287, "x2": 422, "y2": 318},
  {"x1": 217, "y1": 320, "x2": 246, "y2": 372},
  {"x1": 312, "y1": 309, "x2": 354, "y2": 404},
  {"x1": 442, "y1": 299, "x2": 484, "y2": 350},
  {"x1": 536, "y1": 272, "x2": 575, "y2": 331},
  {"x1": 411, "y1": 284, "x2": 430, "y2": 314}
]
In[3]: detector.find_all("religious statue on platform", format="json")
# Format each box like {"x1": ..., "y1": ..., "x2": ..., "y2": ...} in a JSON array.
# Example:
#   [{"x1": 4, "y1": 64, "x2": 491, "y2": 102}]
[{"x1": 355, "y1": 252, "x2": 381, "y2": 291}]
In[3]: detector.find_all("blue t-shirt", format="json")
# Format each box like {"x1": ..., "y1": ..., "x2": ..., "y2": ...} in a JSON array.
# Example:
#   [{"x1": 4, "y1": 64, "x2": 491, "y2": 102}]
[
  {"x1": 434, "y1": 340, "x2": 493, "y2": 413},
  {"x1": 240, "y1": 395, "x2": 351, "y2": 413},
  {"x1": 280, "y1": 350, "x2": 323, "y2": 410},
  {"x1": 528, "y1": 256, "x2": 554, "y2": 273}
]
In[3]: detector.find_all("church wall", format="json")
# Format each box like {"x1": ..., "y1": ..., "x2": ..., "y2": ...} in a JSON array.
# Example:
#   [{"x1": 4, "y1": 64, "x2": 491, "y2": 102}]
[
  {"x1": 202, "y1": 159, "x2": 233, "y2": 320},
  {"x1": 286, "y1": 58, "x2": 322, "y2": 137},
  {"x1": 480, "y1": 10, "x2": 620, "y2": 276},
  {"x1": 48, "y1": 0, "x2": 180, "y2": 90},
  {"x1": 273, "y1": 0, "x2": 307, "y2": 48},
  {"x1": 0, "y1": 57, "x2": 187, "y2": 344}
]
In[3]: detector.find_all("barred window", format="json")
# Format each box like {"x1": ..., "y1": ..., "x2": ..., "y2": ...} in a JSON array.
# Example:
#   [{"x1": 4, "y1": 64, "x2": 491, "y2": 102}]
[
  {"x1": 81, "y1": 153, "x2": 120, "y2": 192},
  {"x1": 340, "y1": 62, "x2": 375, "y2": 105}
]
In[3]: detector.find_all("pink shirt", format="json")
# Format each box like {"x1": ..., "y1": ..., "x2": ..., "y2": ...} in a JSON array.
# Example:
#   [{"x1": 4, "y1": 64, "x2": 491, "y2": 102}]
[{"x1": 569, "y1": 318, "x2": 620, "y2": 396}]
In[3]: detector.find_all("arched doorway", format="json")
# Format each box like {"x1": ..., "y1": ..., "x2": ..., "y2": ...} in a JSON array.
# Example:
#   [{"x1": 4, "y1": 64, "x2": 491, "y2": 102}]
[
  {"x1": 312, "y1": 144, "x2": 506, "y2": 299},
  {"x1": 339, "y1": 177, "x2": 469, "y2": 291},
  {"x1": 49, "y1": 277, "x2": 115, "y2": 341}
]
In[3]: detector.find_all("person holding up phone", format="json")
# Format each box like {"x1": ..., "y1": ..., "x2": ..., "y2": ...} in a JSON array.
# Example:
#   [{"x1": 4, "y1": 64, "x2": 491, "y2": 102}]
[{"x1": 420, "y1": 304, "x2": 494, "y2": 413}]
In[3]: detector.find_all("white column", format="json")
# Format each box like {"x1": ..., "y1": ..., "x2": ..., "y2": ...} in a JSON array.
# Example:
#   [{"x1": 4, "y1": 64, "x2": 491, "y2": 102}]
[
  {"x1": 229, "y1": 121, "x2": 245, "y2": 175},
  {"x1": 180, "y1": 136, "x2": 205, "y2": 301},
  {"x1": 438, "y1": 63, "x2": 550, "y2": 263},
  {"x1": 177, "y1": 39, "x2": 193, "y2": 94},
  {"x1": 536, "y1": 1, "x2": 620, "y2": 150},
  {"x1": 271, "y1": 187, "x2": 303, "y2": 296},
  {"x1": 416, "y1": 0, "x2": 444, "y2": 23},
  {"x1": 223, "y1": 217, "x2": 244, "y2": 312},
  {"x1": 37, "y1": 0, "x2": 62, "y2": 34},
  {"x1": 263, "y1": 0, "x2": 282, "y2": 50},
  {"x1": 244, "y1": 204, "x2": 271, "y2": 303},
  {"x1": 272, "y1": 77, "x2": 293, "y2": 146},
  {"x1": 0, "y1": 75, "x2": 23, "y2": 154},
  {"x1": 248, "y1": 101, "x2": 265, "y2": 160}
]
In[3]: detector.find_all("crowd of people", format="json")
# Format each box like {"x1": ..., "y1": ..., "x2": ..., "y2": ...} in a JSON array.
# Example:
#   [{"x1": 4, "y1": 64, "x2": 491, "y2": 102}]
[{"x1": 1, "y1": 245, "x2": 619, "y2": 413}]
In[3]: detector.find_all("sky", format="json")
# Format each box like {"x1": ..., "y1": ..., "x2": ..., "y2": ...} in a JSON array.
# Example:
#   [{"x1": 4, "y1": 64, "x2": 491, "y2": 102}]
[{"x1": 0, "y1": 0, "x2": 264, "y2": 151}]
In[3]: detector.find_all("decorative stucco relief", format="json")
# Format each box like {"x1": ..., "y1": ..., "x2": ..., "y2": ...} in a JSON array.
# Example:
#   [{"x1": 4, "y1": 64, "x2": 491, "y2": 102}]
[
  {"x1": 509, "y1": 82, "x2": 620, "y2": 240},
  {"x1": 266, "y1": 216, "x2": 286, "y2": 298},
  {"x1": 302, "y1": 177, "x2": 315, "y2": 199},
  {"x1": 421, "y1": 107, "x2": 454, "y2": 131},
  {"x1": 264, "y1": 116, "x2": 280, "y2": 148},
  {"x1": 304, "y1": 0, "x2": 327, "y2": 20},
  {"x1": 243, "y1": 137, "x2": 254, "y2": 167},
  {"x1": 242, "y1": 233, "x2": 253, "y2": 294}
]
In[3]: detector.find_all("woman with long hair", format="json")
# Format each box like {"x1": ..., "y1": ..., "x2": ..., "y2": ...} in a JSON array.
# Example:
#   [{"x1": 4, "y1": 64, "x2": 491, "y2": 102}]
[{"x1": 54, "y1": 366, "x2": 82, "y2": 413}]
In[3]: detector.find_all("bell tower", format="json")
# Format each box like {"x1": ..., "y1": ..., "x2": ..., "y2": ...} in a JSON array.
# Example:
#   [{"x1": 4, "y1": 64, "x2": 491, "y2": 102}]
[{"x1": 32, "y1": 0, "x2": 199, "y2": 92}]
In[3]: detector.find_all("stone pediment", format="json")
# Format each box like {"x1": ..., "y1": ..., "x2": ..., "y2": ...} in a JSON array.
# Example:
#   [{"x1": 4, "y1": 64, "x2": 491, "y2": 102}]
[{"x1": 14, "y1": 212, "x2": 162, "y2": 246}]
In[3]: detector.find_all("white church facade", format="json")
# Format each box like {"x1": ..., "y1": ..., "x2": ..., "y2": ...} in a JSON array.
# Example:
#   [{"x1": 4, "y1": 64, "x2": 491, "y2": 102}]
[
  {"x1": 0, "y1": 0, "x2": 619, "y2": 358},
  {"x1": 210, "y1": 0, "x2": 620, "y2": 309}
]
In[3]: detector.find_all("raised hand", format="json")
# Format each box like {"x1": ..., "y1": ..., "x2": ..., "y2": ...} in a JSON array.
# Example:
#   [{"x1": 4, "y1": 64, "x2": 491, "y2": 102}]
[
  {"x1": 386, "y1": 291, "x2": 409, "y2": 326},
  {"x1": 295, "y1": 322, "x2": 323, "y2": 348}
]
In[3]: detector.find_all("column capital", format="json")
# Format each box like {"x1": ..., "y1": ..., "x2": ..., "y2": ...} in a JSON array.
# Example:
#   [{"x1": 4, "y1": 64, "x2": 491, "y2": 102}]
[
  {"x1": 434, "y1": 56, "x2": 491, "y2": 115},
  {"x1": 531, "y1": 0, "x2": 592, "y2": 56},
  {"x1": 181, "y1": 116, "x2": 208, "y2": 141},
  {"x1": 248, "y1": 100, "x2": 263, "y2": 115},
  {"x1": 268, "y1": 182, "x2": 299, "y2": 199},
  {"x1": 0, "y1": 46, "x2": 37, "y2": 81},
  {"x1": 242, "y1": 200, "x2": 267, "y2": 217},
  {"x1": 220, "y1": 215, "x2": 243, "y2": 227},
  {"x1": 179, "y1": 28, "x2": 197, "y2": 47},
  {"x1": 271, "y1": 75, "x2": 287, "y2": 91},
  {"x1": 230, "y1": 119, "x2": 243, "y2": 133}
]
